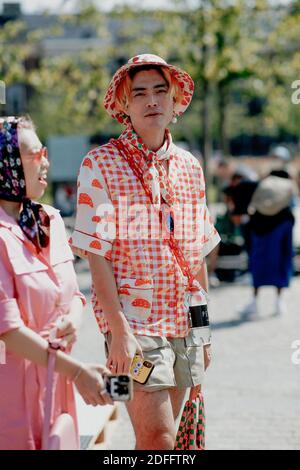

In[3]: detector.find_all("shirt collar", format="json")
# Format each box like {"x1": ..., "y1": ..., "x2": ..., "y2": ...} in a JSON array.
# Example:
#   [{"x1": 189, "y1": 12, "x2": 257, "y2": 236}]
[
  {"x1": 0, "y1": 204, "x2": 27, "y2": 241},
  {"x1": 0, "y1": 204, "x2": 54, "y2": 244}
]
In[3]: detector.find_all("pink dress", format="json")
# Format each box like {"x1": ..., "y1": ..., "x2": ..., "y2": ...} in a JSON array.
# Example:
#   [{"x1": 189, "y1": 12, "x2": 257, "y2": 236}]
[{"x1": 0, "y1": 204, "x2": 85, "y2": 450}]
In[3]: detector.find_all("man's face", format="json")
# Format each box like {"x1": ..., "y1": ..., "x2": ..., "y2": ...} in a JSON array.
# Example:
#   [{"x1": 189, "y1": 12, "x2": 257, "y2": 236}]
[{"x1": 125, "y1": 69, "x2": 175, "y2": 134}]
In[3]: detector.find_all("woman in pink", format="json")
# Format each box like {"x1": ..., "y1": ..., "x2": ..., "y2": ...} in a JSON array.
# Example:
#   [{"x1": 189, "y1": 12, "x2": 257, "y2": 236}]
[{"x1": 0, "y1": 116, "x2": 112, "y2": 450}]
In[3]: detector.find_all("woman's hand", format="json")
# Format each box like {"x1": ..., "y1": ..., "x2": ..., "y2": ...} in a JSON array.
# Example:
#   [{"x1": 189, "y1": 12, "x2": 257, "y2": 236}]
[
  {"x1": 106, "y1": 330, "x2": 143, "y2": 375},
  {"x1": 74, "y1": 363, "x2": 114, "y2": 407},
  {"x1": 55, "y1": 314, "x2": 79, "y2": 348},
  {"x1": 54, "y1": 296, "x2": 84, "y2": 348}
]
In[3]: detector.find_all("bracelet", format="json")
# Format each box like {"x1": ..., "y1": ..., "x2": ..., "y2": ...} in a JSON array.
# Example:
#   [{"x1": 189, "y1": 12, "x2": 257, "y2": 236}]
[{"x1": 72, "y1": 364, "x2": 83, "y2": 383}]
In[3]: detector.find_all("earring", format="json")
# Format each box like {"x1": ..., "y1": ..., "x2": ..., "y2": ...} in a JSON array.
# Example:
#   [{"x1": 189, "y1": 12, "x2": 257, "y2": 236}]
[{"x1": 171, "y1": 115, "x2": 178, "y2": 124}]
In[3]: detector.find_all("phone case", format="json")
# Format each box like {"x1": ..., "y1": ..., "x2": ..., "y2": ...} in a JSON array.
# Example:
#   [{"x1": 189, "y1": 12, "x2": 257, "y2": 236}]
[{"x1": 130, "y1": 355, "x2": 155, "y2": 384}]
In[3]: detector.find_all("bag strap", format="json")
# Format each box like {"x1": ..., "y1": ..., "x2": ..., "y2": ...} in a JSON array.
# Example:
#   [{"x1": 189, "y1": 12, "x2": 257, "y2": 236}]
[
  {"x1": 110, "y1": 138, "x2": 198, "y2": 292},
  {"x1": 42, "y1": 336, "x2": 68, "y2": 450},
  {"x1": 42, "y1": 346, "x2": 57, "y2": 450}
]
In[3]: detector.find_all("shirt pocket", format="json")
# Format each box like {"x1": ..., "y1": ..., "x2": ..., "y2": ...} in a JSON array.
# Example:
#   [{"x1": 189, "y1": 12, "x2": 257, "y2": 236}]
[
  {"x1": 118, "y1": 277, "x2": 153, "y2": 323},
  {"x1": 8, "y1": 256, "x2": 52, "y2": 326}
]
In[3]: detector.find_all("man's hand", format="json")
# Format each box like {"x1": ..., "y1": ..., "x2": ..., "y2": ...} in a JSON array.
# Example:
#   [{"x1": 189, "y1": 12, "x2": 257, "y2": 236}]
[
  {"x1": 107, "y1": 330, "x2": 143, "y2": 375},
  {"x1": 204, "y1": 344, "x2": 212, "y2": 370}
]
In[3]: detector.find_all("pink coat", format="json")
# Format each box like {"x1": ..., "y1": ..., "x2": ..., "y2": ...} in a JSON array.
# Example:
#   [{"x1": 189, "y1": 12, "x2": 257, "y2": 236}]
[{"x1": 0, "y1": 204, "x2": 85, "y2": 450}]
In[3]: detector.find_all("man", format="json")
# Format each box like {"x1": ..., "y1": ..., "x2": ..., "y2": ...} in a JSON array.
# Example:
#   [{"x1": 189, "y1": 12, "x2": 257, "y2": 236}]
[{"x1": 71, "y1": 54, "x2": 220, "y2": 449}]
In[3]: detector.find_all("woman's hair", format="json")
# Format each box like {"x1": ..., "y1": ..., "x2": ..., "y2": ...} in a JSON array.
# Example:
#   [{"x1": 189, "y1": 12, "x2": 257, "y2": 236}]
[
  {"x1": 18, "y1": 115, "x2": 36, "y2": 131},
  {"x1": 115, "y1": 64, "x2": 183, "y2": 115}
]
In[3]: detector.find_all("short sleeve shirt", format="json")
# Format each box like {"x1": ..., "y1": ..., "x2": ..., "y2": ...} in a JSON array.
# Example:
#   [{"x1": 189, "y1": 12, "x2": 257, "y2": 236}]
[{"x1": 71, "y1": 134, "x2": 220, "y2": 338}]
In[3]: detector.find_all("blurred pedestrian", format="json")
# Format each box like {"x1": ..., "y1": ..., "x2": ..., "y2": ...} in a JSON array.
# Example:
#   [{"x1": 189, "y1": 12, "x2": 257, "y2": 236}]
[
  {"x1": 0, "y1": 116, "x2": 112, "y2": 450},
  {"x1": 70, "y1": 54, "x2": 220, "y2": 449},
  {"x1": 208, "y1": 164, "x2": 258, "y2": 287},
  {"x1": 236, "y1": 169, "x2": 296, "y2": 317}
]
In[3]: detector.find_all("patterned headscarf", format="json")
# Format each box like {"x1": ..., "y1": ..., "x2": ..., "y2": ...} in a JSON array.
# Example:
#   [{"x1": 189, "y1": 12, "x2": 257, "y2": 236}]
[{"x1": 0, "y1": 117, "x2": 50, "y2": 251}]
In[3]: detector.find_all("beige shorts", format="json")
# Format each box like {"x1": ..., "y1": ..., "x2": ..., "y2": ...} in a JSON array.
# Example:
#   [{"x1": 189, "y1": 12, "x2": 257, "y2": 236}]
[{"x1": 104, "y1": 328, "x2": 207, "y2": 392}]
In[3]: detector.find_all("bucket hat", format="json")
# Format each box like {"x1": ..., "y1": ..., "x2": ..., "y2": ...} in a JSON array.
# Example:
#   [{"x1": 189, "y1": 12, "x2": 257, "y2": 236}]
[{"x1": 103, "y1": 54, "x2": 194, "y2": 124}]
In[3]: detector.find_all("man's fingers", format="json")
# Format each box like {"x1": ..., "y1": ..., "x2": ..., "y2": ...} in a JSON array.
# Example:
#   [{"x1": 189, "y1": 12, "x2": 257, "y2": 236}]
[
  {"x1": 204, "y1": 346, "x2": 211, "y2": 371},
  {"x1": 120, "y1": 360, "x2": 129, "y2": 374},
  {"x1": 107, "y1": 358, "x2": 118, "y2": 374},
  {"x1": 136, "y1": 346, "x2": 144, "y2": 358},
  {"x1": 123, "y1": 357, "x2": 132, "y2": 374}
]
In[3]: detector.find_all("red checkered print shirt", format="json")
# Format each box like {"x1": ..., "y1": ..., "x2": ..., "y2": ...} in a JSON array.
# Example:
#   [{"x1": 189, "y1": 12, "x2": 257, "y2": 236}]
[{"x1": 70, "y1": 131, "x2": 220, "y2": 338}]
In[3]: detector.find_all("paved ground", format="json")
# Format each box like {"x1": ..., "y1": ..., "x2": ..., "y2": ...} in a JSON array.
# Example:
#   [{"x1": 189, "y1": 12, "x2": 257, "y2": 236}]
[{"x1": 72, "y1": 260, "x2": 300, "y2": 450}]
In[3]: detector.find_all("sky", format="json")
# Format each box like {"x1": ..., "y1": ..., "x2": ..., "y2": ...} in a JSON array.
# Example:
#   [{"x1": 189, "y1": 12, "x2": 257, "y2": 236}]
[
  {"x1": 0, "y1": 0, "x2": 178, "y2": 14},
  {"x1": 0, "y1": 0, "x2": 291, "y2": 14}
]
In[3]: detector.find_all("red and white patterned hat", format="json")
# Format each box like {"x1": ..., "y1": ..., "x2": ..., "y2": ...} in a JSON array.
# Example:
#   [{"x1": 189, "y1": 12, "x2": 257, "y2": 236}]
[{"x1": 103, "y1": 54, "x2": 194, "y2": 124}]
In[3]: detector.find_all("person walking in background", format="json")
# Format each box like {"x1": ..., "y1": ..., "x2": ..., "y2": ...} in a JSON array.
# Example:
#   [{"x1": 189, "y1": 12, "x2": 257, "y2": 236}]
[
  {"x1": 228, "y1": 168, "x2": 296, "y2": 317},
  {"x1": 208, "y1": 164, "x2": 258, "y2": 287},
  {"x1": 71, "y1": 54, "x2": 220, "y2": 450},
  {"x1": 0, "y1": 116, "x2": 112, "y2": 450}
]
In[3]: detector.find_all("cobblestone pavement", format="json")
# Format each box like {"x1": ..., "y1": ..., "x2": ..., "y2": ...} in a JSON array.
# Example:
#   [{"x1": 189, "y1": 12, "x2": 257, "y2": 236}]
[{"x1": 72, "y1": 261, "x2": 300, "y2": 450}]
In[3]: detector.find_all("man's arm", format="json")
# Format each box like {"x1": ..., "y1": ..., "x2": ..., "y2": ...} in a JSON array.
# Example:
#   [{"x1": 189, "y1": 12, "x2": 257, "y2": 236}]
[
  {"x1": 87, "y1": 253, "x2": 143, "y2": 374},
  {"x1": 194, "y1": 260, "x2": 211, "y2": 371},
  {"x1": 195, "y1": 260, "x2": 209, "y2": 293}
]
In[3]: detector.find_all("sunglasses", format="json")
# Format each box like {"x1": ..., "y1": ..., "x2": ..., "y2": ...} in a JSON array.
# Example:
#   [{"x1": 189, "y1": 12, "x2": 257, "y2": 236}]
[{"x1": 28, "y1": 146, "x2": 48, "y2": 161}]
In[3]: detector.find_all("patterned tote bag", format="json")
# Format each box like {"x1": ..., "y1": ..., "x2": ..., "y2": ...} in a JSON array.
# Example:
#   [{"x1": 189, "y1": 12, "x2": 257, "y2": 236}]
[{"x1": 174, "y1": 389, "x2": 205, "y2": 450}]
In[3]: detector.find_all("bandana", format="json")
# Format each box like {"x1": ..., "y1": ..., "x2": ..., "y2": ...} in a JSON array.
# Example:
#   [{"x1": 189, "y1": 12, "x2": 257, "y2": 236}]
[
  {"x1": 113, "y1": 125, "x2": 178, "y2": 208},
  {"x1": 110, "y1": 126, "x2": 199, "y2": 292},
  {"x1": 0, "y1": 118, "x2": 50, "y2": 251}
]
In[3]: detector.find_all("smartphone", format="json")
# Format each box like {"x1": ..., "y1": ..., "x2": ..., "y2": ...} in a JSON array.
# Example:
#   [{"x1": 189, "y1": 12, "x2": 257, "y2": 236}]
[
  {"x1": 105, "y1": 374, "x2": 133, "y2": 401},
  {"x1": 130, "y1": 355, "x2": 155, "y2": 385}
]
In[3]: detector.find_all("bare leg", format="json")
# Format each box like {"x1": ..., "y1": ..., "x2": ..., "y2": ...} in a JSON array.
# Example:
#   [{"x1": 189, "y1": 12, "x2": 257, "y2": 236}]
[
  {"x1": 169, "y1": 387, "x2": 187, "y2": 420},
  {"x1": 125, "y1": 389, "x2": 177, "y2": 450},
  {"x1": 240, "y1": 287, "x2": 259, "y2": 316},
  {"x1": 275, "y1": 287, "x2": 286, "y2": 315}
]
